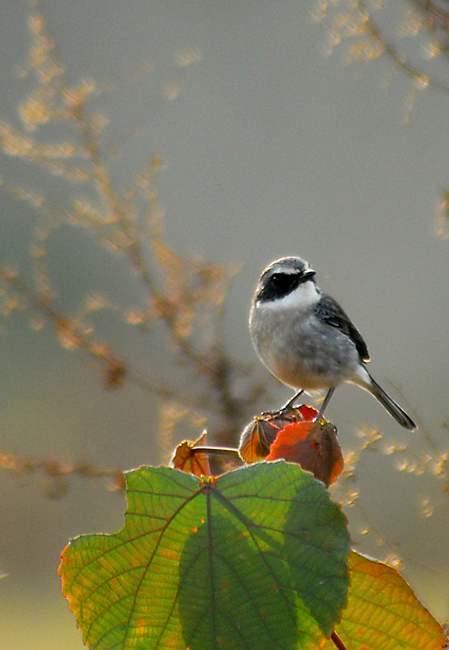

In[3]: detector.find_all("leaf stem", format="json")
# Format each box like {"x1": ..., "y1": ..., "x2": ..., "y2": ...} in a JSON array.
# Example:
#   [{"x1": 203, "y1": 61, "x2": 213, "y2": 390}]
[
  {"x1": 331, "y1": 631, "x2": 348, "y2": 650},
  {"x1": 190, "y1": 446, "x2": 242, "y2": 460}
]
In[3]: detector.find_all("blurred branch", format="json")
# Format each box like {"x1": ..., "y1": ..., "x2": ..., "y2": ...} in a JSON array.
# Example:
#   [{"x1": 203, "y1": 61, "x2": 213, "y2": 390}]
[
  {"x1": 0, "y1": 447, "x2": 125, "y2": 498},
  {"x1": 315, "y1": 0, "x2": 449, "y2": 91},
  {"x1": 315, "y1": 0, "x2": 449, "y2": 235},
  {"x1": 0, "y1": 6, "x2": 268, "y2": 452},
  {"x1": 0, "y1": 263, "x2": 210, "y2": 409},
  {"x1": 410, "y1": 0, "x2": 449, "y2": 54}
]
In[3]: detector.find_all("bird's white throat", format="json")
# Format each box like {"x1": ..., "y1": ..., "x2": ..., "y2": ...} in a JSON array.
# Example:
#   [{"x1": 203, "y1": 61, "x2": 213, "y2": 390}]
[{"x1": 258, "y1": 280, "x2": 320, "y2": 310}]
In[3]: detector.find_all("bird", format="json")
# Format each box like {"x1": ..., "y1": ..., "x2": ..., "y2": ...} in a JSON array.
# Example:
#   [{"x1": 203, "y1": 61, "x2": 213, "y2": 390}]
[{"x1": 249, "y1": 256, "x2": 416, "y2": 430}]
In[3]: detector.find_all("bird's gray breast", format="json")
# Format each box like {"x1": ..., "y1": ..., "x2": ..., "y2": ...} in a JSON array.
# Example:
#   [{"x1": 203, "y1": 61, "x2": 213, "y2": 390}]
[{"x1": 250, "y1": 303, "x2": 360, "y2": 389}]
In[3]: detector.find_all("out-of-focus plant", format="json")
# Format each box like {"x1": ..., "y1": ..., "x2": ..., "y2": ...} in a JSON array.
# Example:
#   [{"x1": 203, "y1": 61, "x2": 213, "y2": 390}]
[
  {"x1": 314, "y1": 0, "x2": 449, "y2": 237},
  {"x1": 0, "y1": 8, "x2": 269, "y2": 464}
]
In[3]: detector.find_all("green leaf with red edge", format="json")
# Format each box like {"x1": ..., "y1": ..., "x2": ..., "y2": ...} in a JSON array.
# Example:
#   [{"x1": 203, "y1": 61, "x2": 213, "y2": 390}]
[
  {"x1": 60, "y1": 461, "x2": 350, "y2": 650},
  {"x1": 323, "y1": 551, "x2": 447, "y2": 650}
]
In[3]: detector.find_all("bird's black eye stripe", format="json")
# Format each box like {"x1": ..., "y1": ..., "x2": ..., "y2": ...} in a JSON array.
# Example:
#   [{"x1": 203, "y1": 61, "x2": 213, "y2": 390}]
[
  {"x1": 258, "y1": 272, "x2": 300, "y2": 301},
  {"x1": 269, "y1": 273, "x2": 286, "y2": 288}
]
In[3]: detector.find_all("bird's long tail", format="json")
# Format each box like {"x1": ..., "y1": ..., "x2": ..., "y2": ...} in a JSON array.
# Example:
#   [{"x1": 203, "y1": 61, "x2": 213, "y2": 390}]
[{"x1": 365, "y1": 372, "x2": 416, "y2": 431}]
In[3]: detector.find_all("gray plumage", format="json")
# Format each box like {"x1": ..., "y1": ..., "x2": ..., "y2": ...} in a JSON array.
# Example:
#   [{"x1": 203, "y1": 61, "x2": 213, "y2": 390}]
[{"x1": 249, "y1": 256, "x2": 416, "y2": 430}]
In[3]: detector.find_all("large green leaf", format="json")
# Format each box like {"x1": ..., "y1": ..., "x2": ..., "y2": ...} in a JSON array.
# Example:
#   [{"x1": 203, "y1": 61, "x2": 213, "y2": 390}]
[
  {"x1": 323, "y1": 551, "x2": 447, "y2": 650},
  {"x1": 60, "y1": 461, "x2": 350, "y2": 650}
]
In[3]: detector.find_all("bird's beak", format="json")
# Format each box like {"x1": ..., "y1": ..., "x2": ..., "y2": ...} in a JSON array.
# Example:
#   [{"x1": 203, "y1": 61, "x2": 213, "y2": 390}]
[{"x1": 300, "y1": 269, "x2": 316, "y2": 282}]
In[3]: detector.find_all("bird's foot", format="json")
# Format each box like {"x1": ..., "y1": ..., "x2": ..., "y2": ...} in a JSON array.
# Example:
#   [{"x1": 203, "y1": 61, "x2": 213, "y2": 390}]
[{"x1": 258, "y1": 407, "x2": 288, "y2": 419}]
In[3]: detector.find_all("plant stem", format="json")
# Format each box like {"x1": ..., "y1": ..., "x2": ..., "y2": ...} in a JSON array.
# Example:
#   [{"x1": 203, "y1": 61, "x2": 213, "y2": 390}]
[{"x1": 331, "y1": 631, "x2": 348, "y2": 650}]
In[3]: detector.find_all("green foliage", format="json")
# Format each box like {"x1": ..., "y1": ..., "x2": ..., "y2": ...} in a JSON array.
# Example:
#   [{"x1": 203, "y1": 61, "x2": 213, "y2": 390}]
[{"x1": 60, "y1": 461, "x2": 350, "y2": 650}]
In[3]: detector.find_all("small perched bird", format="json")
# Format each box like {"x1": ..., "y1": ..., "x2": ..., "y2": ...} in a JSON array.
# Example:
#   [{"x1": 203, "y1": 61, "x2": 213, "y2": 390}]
[{"x1": 249, "y1": 256, "x2": 416, "y2": 430}]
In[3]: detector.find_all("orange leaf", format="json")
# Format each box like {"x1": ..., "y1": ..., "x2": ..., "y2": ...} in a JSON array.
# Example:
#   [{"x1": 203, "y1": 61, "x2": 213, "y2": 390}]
[
  {"x1": 171, "y1": 432, "x2": 211, "y2": 477},
  {"x1": 266, "y1": 420, "x2": 343, "y2": 487},
  {"x1": 295, "y1": 404, "x2": 321, "y2": 422},
  {"x1": 239, "y1": 419, "x2": 275, "y2": 463},
  {"x1": 239, "y1": 404, "x2": 333, "y2": 469}
]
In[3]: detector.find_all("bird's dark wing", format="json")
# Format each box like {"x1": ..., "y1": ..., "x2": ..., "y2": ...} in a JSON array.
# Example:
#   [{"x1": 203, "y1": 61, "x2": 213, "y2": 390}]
[{"x1": 314, "y1": 293, "x2": 370, "y2": 361}]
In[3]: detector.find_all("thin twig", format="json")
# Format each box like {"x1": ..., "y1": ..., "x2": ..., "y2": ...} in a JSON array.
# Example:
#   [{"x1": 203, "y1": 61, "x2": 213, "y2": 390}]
[
  {"x1": 357, "y1": 0, "x2": 449, "y2": 92},
  {"x1": 0, "y1": 266, "x2": 212, "y2": 411}
]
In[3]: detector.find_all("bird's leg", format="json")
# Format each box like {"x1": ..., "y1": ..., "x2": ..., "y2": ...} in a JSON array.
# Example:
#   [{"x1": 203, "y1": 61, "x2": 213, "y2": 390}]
[
  {"x1": 315, "y1": 387, "x2": 335, "y2": 422},
  {"x1": 260, "y1": 389, "x2": 304, "y2": 418},
  {"x1": 281, "y1": 389, "x2": 305, "y2": 411}
]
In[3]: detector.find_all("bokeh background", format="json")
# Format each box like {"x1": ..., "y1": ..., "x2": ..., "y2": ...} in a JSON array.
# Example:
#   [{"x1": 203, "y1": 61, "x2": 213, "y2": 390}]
[{"x1": 0, "y1": 1, "x2": 448, "y2": 647}]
